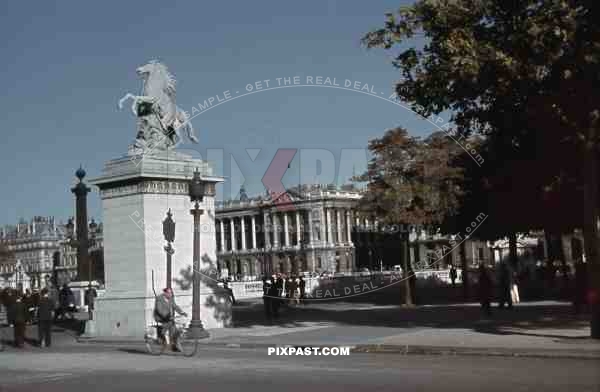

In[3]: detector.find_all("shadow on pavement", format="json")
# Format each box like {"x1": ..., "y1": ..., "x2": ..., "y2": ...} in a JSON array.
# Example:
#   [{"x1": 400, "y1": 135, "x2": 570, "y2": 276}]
[{"x1": 230, "y1": 298, "x2": 590, "y2": 338}]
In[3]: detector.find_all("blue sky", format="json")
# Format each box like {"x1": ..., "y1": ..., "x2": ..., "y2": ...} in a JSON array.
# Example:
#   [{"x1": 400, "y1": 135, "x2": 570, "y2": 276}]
[{"x1": 0, "y1": 0, "x2": 443, "y2": 225}]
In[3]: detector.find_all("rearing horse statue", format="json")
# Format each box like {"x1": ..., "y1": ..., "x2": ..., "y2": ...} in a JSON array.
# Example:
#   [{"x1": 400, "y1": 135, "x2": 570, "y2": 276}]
[{"x1": 118, "y1": 60, "x2": 198, "y2": 151}]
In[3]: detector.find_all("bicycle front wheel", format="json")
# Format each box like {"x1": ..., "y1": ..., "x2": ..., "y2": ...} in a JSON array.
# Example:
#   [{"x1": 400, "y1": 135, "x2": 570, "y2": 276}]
[
  {"x1": 176, "y1": 334, "x2": 199, "y2": 357},
  {"x1": 144, "y1": 328, "x2": 166, "y2": 356}
]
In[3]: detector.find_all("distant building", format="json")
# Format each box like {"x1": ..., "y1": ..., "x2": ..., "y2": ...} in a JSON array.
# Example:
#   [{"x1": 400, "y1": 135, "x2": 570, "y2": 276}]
[
  {"x1": 0, "y1": 216, "x2": 103, "y2": 290},
  {"x1": 215, "y1": 184, "x2": 361, "y2": 279},
  {"x1": 214, "y1": 184, "x2": 547, "y2": 280}
]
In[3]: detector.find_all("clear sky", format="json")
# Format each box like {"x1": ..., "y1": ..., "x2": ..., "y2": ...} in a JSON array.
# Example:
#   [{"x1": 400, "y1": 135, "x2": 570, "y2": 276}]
[{"x1": 0, "y1": 0, "x2": 442, "y2": 226}]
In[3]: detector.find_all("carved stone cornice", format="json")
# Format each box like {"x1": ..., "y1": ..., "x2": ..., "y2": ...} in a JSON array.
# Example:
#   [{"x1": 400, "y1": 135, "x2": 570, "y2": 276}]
[{"x1": 99, "y1": 179, "x2": 216, "y2": 200}]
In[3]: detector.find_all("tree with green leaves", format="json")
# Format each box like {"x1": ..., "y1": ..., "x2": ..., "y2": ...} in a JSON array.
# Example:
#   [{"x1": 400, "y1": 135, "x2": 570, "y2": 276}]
[
  {"x1": 364, "y1": 0, "x2": 600, "y2": 337},
  {"x1": 354, "y1": 127, "x2": 464, "y2": 305}
]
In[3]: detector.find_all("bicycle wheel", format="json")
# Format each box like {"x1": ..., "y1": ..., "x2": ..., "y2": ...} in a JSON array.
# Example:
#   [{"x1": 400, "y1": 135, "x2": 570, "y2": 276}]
[
  {"x1": 176, "y1": 329, "x2": 199, "y2": 357},
  {"x1": 144, "y1": 326, "x2": 166, "y2": 356}
]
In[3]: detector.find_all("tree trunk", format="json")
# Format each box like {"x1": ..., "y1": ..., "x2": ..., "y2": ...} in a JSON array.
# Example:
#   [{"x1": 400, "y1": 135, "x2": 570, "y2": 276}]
[
  {"x1": 544, "y1": 230, "x2": 553, "y2": 261},
  {"x1": 402, "y1": 232, "x2": 413, "y2": 306},
  {"x1": 582, "y1": 142, "x2": 600, "y2": 339},
  {"x1": 508, "y1": 232, "x2": 518, "y2": 269},
  {"x1": 460, "y1": 240, "x2": 469, "y2": 301}
]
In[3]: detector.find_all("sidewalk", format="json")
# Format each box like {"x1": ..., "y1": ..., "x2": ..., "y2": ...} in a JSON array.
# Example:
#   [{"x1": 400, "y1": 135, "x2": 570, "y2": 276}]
[{"x1": 76, "y1": 301, "x2": 600, "y2": 359}]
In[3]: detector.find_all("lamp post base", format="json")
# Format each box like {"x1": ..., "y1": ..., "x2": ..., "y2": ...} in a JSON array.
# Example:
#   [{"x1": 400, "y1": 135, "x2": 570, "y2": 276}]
[
  {"x1": 187, "y1": 320, "x2": 210, "y2": 339},
  {"x1": 80, "y1": 319, "x2": 97, "y2": 339}
]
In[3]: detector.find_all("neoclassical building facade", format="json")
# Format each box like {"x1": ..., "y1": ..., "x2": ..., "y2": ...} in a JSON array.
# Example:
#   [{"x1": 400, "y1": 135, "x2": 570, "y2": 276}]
[
  {"x1": 0, "y1": 216, "x2": 103, "y2": 289},
  {"x1": 215, "y1": 185, "x2": 362, "y2": 279}
]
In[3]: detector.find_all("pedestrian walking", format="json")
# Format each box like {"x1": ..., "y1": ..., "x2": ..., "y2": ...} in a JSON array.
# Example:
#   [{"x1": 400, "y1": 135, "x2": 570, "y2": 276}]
[
  {"x1": 450, "y1": 265, "x2": 457, "y2": 287},
  {"x1": 510, "y1": 271, "x2": 520, "y2": 304},
  {"x1": 58, "y1": 284, "x2": 75, "y2": 320},
  {"x1": 85, "y1": 287, "x2": 97, "y2": 312},
  {"x1": 275, "y1": 274, "x2": 284, "y2": 311},
  {"x1": 23, "y1": 289, "x2": 35, "y2": 325},
  {"x1": 293, "y1": 277, "x2": 301, "y2": 305},
  {"x1": 13, "y1": 294, "x2": 27, "y2": 348},
  {"x1": 497, "y1": 262, "x2": 513, "y2": 309},
  {"x1": 574, "y1": 258, "x2": 588, "y2": 314},
  {"x1": 37, "y1": 288, "x2": 54, "y2": 347},
  {"x1": 286, "y1": 277, "x2": 296, "y2": 306},
  {"x1": 285, "y1": 277, "x2": 293, "y2": 305},
  {"x1": 298, "y1": 276, "x2": 306, "y2": 305},
  {"x1": 478, "y1": 264, "x2": 492, "y2": 316},
  {"x1": 262, "y1": 276, "x2": 272, "y2": 322},
  {"x1": 270, "y1": 275, "x2": 281, "y2": 318},
  {"x1": 3, "y1": 289, "x2": 16, "y2": 327}
]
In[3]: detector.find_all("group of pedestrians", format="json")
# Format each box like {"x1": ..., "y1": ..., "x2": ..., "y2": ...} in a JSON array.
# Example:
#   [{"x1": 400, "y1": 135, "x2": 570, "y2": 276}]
[
  {"x1": 262, "y1": 274, "x2": 306, "y2": 322},
  {"x1": 476, "y1": 262, "x2": 520, "y2": 315},
  {"x1": 1, "y1": 287, "x2": 55, "y2": 348},
  {"x1": 477, "y1": 257, "x2": 590, "y2": 316}
]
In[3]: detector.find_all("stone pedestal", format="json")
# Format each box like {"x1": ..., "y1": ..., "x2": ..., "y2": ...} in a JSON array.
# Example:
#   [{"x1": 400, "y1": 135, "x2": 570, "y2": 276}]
[{"x1": 89, "y1": 151, "x2": 231, "y2": 339}]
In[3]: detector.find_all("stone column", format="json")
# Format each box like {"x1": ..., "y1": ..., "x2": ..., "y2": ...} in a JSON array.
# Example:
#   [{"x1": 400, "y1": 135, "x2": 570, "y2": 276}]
[
  {"x1": 336, "y1": 209, "x2": 343, "y2": 244},
  {"x1": 241, "y1": 216, "x2": 247, "y2": 250},
  {"x1": 296, "y1": 211, "x2": 301, "y2": 247},
  {"x1": 263, "y1": 211, "x2": 271, "y2": 249},
  {"x1": 327, "y1": 208, "x2": 334, "y2": 245},
  {"x1": 307, "y1": 209, "x2": 314, "y2": 245},
  {"x1": 219, "y1": 219, "x2": 225, "y2": 252},
  {"x1": 230, "y1": 218, "x2": 236, "y2": 251},
  {"x1": 284, "y1": 213, "x2": 290, "y2": 247},
  {"x1": 251, "y1": 215, "x2": 257, "y2": 250},
  {"x1": 346, "y1": 210, "x2": 353, "y2": 245},
  {"x1": 272, "y1": 213, "x2": 280, "y2": 249},
  {"x1": 320, "y1": 207, "x2": 327, "y2": 244}
]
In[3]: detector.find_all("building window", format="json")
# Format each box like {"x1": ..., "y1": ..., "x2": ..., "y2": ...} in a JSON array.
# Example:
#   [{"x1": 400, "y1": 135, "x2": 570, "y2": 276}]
[{"x1": 317, "y1": 257, "x2": 322, "y2": 269}]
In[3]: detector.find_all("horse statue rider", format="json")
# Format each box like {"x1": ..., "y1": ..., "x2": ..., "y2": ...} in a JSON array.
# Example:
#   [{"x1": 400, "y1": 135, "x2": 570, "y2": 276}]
[{"x1": 118, "y1": 60, "x2": 198, "y2": 152}]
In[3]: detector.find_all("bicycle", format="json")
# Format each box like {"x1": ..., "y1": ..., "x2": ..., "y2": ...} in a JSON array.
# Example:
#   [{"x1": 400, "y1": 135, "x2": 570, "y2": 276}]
[{"x1": 144, "y1": 315, "x2": 199, "y2": 357}]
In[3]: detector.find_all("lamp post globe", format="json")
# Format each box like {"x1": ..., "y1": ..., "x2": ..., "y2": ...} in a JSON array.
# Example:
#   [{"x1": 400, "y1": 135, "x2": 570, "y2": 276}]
[
  {"x1": 188, "y1": 167, "x2": 209, "y2": 339},
  {"x1": 189, "y1": 168, "x2": 205, "y2": 203}
]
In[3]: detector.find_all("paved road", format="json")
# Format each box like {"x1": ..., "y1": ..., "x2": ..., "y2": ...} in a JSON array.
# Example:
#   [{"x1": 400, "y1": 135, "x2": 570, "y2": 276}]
[{"x1": 1, "y1": 346, "x2": 598, "y2": 392}]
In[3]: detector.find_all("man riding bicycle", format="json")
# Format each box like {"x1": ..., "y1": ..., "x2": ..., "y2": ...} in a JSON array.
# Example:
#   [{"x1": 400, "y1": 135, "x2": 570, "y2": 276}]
[{"x1": 153, "y1": 288, "x2": 187, "y2": 351}]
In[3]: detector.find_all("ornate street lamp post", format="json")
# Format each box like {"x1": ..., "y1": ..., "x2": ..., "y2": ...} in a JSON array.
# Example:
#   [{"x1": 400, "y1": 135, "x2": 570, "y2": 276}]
[
  {"x1": 163, "y1": 210, "x2": 175, "y2": 289},
  {"x1": 71, "y1": 166, "x2": 91, "y2": 282},
  {"x1": 188, "y1": 168, "x2": 209, "y2": 339},
  {"x1": 66, "y1": 217, "x2": 96, "y2": 321}
]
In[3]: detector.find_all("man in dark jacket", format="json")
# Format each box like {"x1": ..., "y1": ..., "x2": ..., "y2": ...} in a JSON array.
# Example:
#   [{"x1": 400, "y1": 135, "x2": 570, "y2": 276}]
[
  {"x1": 498, "y1": 262, "x2": 513, "y2": 309},
  {"x1": 298, "y1": 276, "x2": 306, "y2": 305},
  {"x1": 269, "y1": 275, "x2": 281, "y2": 318},
  {"x1": 153, "y1": 288, "x2": 187, "y2": 351},
  {"x1": 478, "y1": 264, "x2": 492, "y2": 316},
  {"x1": 4, "y1": 289, "x2": 16, "y2": 327},
  {"x1": 450, "y1": 265, "x2": 458, "y2": 287},
  {"x1": 37, "y1": 288, "x2": 54, "y2": 347},
  {"x1": 262, "y1": 276, "x2": 273, "y2": 322},
  {"x1": 13, "y1": 294, "x2": 27, "y2": 348},
  {"x1": 23, "y1": 289, "x2": 34, "y2": 324}
]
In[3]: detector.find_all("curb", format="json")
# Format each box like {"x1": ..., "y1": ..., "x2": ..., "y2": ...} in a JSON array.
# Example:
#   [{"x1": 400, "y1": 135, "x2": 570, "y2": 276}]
[
  {"x1": 76, "y1": 338, "x2": 600, "y2": 359},
  {"x1": 351, "y1": 344, "x2": 600, "y2": 360}
]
